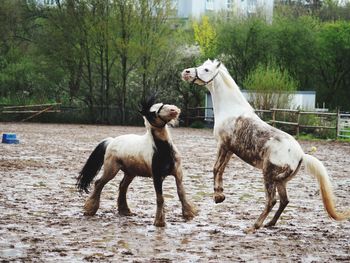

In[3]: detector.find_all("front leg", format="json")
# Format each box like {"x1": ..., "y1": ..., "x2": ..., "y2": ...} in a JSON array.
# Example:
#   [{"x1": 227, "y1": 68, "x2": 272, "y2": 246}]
[
  {"x1": 213, "y1": 146, "x2": 233, "y2": 203},
  {"x1": 173, "y1": 160, "x2": 197, "y2": 220},
  {"x1": 153, "y1": 176, "x2": 165, "y2": 227}
]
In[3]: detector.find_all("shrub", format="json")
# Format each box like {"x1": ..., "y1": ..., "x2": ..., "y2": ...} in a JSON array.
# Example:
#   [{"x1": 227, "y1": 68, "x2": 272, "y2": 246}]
[{"x1": 243, "y1": 63, "x2": 298, "y2": 110}]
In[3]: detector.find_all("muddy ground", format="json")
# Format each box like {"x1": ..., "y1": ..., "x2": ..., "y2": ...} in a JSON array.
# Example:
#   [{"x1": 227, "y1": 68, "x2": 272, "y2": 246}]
[{"x1": 0, "y1": 122, "x2": 349, "y2": 262}]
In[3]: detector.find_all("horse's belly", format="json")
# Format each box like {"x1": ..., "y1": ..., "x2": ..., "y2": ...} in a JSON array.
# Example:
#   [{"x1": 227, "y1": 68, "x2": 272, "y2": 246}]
[
  {"x1": 233, "y1": 149, "x2": 264, "y2": 169},
  {"x1": 119, "y1": 158, "x2": 152, "y2": 177}
]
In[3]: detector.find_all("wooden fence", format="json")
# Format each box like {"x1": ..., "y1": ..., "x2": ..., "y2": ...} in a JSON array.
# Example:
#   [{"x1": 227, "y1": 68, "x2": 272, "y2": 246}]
[
  {"x1": 1, "y1": 103, "x2": 61, "y2": 122},
  {"x1": 185, "y1": 107, "x2": 347, "y2": 138}
]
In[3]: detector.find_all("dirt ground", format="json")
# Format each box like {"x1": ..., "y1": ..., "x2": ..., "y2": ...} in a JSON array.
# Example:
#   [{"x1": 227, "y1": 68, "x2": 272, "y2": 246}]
[{"x1": 0, "y1": 122, "x2": 349, "y2": 263}]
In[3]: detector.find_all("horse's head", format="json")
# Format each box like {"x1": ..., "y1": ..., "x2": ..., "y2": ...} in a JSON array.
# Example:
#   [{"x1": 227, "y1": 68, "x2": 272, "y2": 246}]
[
  {"x1": 139, "y1": 95, "x2": 181, "y2": 128},
  {"x1": 181, "y1": 59, "x2": 221, "y2": 86}
]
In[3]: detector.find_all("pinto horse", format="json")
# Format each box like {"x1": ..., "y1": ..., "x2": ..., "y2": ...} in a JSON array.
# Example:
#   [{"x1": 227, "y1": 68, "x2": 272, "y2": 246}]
[
  {"x1": 182, "y1": 59, "x2": 350, "y2": 232},
  {"x1": 76, "y1": 96, "x2": 196, "y2": 226}
]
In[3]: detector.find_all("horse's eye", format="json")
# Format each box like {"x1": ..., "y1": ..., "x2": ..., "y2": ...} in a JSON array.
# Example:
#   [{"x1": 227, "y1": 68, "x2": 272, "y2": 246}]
[{"x1": 204, "y1": 68, "x2": 209, "y2": 72}]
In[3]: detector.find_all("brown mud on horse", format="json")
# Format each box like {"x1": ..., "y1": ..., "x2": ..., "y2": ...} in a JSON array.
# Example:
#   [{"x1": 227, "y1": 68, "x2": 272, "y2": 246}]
[
  {"x1": 77, "y1": 95, "x2": 197, "y2": 227},
  {"x1": 182, "y1": 59, "x2": 350, "y2": 232}
]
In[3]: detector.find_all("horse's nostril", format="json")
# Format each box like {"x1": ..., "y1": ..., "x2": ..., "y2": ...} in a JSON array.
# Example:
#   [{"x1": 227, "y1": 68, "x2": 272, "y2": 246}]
[{"x1": 186, "y1": 70, "x2": 190, "y2": 73}]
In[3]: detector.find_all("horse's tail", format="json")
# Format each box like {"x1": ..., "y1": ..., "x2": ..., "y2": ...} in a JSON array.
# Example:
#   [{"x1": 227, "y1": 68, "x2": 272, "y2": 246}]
[
  {"x1": 77, "y1": 138, "x2": 112, "y2": 194},
  {"x1": 303, "y1": 153, "x2": 350, "y2": 220}
]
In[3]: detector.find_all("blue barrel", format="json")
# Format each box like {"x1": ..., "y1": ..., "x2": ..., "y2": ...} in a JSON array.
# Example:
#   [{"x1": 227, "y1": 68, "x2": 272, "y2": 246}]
[{"x1": 2, "y1": 133, "x2": 20, "y2": 144}]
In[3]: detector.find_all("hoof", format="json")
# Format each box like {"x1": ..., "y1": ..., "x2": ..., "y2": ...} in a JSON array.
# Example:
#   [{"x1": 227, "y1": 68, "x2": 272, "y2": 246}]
[
  {"x1": 83, "y1": 199, "x2": 99, "y2": 216},
  {"x1": 154, "y1": 220, "x2": 166, "y2": 227},
  {"x1": 118, "y1": 210, "x2": 135, "y2": 216},
  {"x1": 83, "y1": 206, "x2": 98, "y2": 216},
  {"x1": 83, "y1": 210, "x2": 97, "y2": 216},
  {"x1": 214, "y1": 193, "x2": 225, "y2": 203},
  {"x1": 244, "y1": 226, "x2": 257, "y2": 234},
  {"x1": 264, "y1": 221, "x2": 276, "y2": 228},
  {"x1": 183, "y1": 207, "x2": 198, "y2": 221}
]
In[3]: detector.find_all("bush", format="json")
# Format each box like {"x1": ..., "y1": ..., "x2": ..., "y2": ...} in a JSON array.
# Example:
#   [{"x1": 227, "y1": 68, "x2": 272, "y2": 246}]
[{"x1": 243, "y1": 63, "x2": 298, "y2": 110}]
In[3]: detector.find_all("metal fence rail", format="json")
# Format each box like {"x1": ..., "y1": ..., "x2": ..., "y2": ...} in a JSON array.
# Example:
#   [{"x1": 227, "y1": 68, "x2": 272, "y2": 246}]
[{"x1": 338, "y1": 113, "x2": 350, "y2": 138}]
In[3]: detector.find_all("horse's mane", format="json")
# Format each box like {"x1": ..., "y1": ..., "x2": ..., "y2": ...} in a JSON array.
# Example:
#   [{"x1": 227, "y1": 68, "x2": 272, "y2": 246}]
[
  {"x1": 217, "y1": 64, "x2": 238, "y2": 90},
  {"x1": 139, "y1": 94, "x2": 157, "y2": 116},
  {"x1": 216, "y1": 62, "x2": 254, "y2": 111}
]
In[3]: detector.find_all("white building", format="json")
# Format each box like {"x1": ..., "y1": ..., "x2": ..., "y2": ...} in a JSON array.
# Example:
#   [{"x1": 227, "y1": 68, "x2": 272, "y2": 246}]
[
  {"x1": 32, "y1": 0, "x2": 56, "y2": 5},
  {"x1": 32, "y1": 0, "x2": 274, "y2": 22},
  {"x1": 205, "y1": 90, "x2": 316, "y2": 121},
  {"x1": 174, "y1": 0, "x2": 274, "y2": 22}
]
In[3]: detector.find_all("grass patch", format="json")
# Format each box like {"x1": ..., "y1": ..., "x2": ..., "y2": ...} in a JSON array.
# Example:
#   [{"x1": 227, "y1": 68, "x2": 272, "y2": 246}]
[
  {"x1": 296, "y1": 133, "x2": 324, "y2": 141},
  {"x1": 190, "y1": 120, "x2": 206, "y2": 129},
  {"x1": 297, "y1": 133, "x2": 350, "y2": 142}
]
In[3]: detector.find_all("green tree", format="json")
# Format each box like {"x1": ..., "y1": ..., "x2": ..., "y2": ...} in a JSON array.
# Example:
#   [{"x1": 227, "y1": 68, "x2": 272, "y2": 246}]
[
  {"x1": 243, "y1": 63, "x2": 298, "y2": 109},
  {"x1": 315, "y1": 20, "x2": 350, "y2": 109},
  {"x1": 0, "y1": 0, "x2": 40, "y2": 102},
  {"x1": 270, "y1": 15, "x2": 318, "y2": 91},
  {"x1": 193, "y1": 16, "x2": 217, "y2": 59},
  {"x1": 216, "y1": 17, "x2": 272, "y2": 85},
  {"x1": 36, "y1": 0, "x2": 87, "y2": 104},
  {"x1": 135, "y1": 0, "x2": 174, "y2": 98}
]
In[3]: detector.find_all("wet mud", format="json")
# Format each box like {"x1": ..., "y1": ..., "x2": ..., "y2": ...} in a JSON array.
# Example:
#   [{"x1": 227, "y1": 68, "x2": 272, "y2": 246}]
[{"x1": 0, "y1": 123, "x2": 349, "y2": 262}]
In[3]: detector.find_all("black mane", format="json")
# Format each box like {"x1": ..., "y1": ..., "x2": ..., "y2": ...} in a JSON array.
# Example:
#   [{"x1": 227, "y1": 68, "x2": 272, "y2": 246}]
[
  {"x1": 139, "y1": 94, "x2": 157, "y2": 116},
  {"x1": 139, "y1": 94, "x2": 161, "y2": 125}
]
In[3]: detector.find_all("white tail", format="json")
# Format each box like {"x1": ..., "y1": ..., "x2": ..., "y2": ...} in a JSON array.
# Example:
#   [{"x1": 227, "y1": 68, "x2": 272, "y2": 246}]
[{"x1": 303, "y1": 154, "x2": 350, "y2": 220}]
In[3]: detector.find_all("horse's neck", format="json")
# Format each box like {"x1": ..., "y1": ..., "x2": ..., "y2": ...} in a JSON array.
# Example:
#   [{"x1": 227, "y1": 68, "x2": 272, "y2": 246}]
[
  {"x1": 208, "y1": 71, "x2": 254, "y2": 124},
  {"x1": 148, "y1": 125, "x2": 171, "y2": 143}
]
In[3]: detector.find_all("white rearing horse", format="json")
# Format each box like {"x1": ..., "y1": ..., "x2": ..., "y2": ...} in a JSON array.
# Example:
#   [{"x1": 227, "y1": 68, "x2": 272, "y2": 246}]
[{"x1": 182, "y1": 59, "x2": 350, "y2": 232}]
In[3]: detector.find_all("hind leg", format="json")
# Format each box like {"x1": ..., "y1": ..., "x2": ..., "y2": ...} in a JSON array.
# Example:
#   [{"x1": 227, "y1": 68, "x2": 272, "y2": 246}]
[
  {"x1": 173, "y1": 163, "x2": 197, "y2": 220},
  {"x1": 245, "y1": 179, "x2": 277, "y2": 233},
  {"x1": 265, "y1": 162, "x2": 301, "y2": 228},
  {"x1": 84, "y1": 157, "x2": 119, "y2": 216},
  {"x1": 117, "y1": 173, "x2": 135, "y2": 216},
  {"x1": 265, "y1": 182, "x2": 289, "y2": 227}
]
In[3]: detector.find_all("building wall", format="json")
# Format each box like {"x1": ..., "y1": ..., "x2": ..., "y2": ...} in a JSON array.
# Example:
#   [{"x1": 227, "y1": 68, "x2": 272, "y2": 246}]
[
  {"x1": 205, "y1": 90, "x2": 316, "y2": 120},
  {"x1": 176, "y1": 0, "x2": 274, "y2": 22}
]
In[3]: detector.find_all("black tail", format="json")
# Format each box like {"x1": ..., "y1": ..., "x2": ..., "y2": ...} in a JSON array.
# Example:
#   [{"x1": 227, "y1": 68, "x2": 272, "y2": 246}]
[{"x1": 77, "y1": 139, "x2": 110, "y2": 193}]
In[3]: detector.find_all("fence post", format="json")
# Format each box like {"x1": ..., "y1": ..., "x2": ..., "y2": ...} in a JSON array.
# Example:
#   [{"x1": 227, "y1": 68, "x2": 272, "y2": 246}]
[
  {"x1": 296, "y1": 110, "x2": 301, "y2": 137},
  {"x1": 336, "y1": 108, "x2": 340, "y2": 138},
  {"x1": 185, "y1": 107, "x2": 189, "y2": 127},
  {"x1": 272, "y1": 109, "x2": 276, "y2": 127}
]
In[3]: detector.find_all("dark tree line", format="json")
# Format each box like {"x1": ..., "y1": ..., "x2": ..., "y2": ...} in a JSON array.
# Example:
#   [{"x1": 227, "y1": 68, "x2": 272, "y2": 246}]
[{"x1": 1, "y1": 0, "x2": 350, "y2": 125}]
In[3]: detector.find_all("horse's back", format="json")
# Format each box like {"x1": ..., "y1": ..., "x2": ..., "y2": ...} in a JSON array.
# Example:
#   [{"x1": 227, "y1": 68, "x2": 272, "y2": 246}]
[{"x1": 106, "y1": 134, "x2": 154, "y2": 167}]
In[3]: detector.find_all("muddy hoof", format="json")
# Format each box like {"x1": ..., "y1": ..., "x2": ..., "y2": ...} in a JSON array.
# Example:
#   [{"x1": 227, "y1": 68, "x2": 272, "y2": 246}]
[
  {"x1": 183, "y1": 203, "x2": 198, "y2": 220},
  {"x1": 118, "y1": 210, "x2": 135, "y2": 216},
  {"x1": 183, "y1": 208, "x2": 197, "y2": 221},
  {"x1": 154, "y1": 220, "x2": 166, "y2": 227},
  {"x1": 264, "y1": 221, "x2": 276, "y2": 228},
  {"x1": 83, "y1": 210, "x2": 96, "y2": 216},
  {"x1": 244, "y1": 227, "x2": 256, "y2": 234},
  {"x1": 214, "y1": 193, "x2": 225, "y2": 203},
  {"x1": 83, "y1": 199, "x2": 99, "y2": 216}
]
